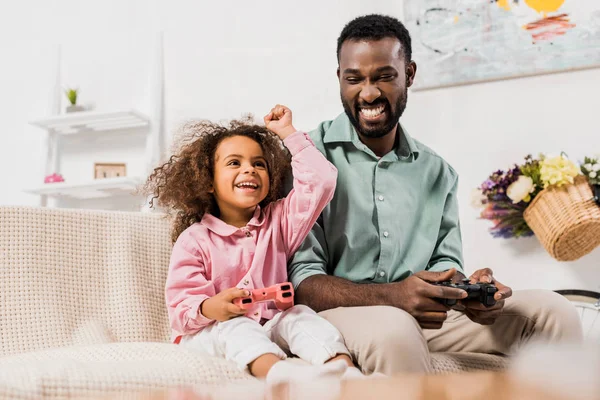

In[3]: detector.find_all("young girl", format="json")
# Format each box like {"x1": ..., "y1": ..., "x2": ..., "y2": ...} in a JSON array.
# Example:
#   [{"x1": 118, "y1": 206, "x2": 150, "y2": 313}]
[{"x1": 145, "y1": 105, "x2": 368, "y2": 385}]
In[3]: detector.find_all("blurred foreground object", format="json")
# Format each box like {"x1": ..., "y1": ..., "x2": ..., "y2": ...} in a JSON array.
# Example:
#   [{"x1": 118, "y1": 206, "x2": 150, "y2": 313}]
[
  {"x1": 510, "y1": 341, "x2": 600, "y2": 400},
  {"x1": 113, "y1": 361, "x2": 599, "y2": 400}
]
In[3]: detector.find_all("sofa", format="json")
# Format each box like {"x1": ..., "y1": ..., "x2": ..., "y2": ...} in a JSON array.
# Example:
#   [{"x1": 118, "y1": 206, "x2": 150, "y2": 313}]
[{"x1": 0, "y1": 206, "x2": 507, "y2": 398}]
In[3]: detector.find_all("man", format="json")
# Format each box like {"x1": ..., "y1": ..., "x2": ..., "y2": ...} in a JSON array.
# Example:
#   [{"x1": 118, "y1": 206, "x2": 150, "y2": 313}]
[{"x1": 288, "y1": 14, "x2": 582, "y2": 375}]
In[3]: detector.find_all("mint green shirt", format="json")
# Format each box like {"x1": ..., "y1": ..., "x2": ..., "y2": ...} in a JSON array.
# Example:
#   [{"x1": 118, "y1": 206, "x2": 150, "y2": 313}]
[{"x1": 288, "y1": 113, "x2": 464, "y2": 288}]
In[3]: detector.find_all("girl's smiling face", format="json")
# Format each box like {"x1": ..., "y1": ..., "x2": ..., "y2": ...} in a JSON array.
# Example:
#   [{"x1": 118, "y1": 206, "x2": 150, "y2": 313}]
[{"x1": 210, "y1": 135, "x2": 270, "y2": 224}]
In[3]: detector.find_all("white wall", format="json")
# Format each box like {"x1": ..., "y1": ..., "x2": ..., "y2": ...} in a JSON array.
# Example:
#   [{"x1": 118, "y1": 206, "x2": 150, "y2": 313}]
[
  {"x1": 0, "y1": 0, "x2": 160, "y2": 209},
  {"x1": 1, "y1": 1, "x2": 598, "y2": 291}
]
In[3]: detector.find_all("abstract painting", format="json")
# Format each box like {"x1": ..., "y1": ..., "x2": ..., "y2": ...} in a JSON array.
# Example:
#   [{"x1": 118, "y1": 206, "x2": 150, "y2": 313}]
[{"x1": 404, "y1": 0, "x2": 600, "y2": 90}]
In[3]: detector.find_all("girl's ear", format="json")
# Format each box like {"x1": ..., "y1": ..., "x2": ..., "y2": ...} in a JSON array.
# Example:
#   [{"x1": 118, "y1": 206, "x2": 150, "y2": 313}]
[{"x1": 207, "y1": 185, "x2": 214, "y2": 194}]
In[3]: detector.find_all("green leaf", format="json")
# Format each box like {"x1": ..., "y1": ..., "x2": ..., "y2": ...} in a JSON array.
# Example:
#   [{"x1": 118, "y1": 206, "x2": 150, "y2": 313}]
[{"x1": 64, "y1": 88, "x2": 78, "y2": 105}]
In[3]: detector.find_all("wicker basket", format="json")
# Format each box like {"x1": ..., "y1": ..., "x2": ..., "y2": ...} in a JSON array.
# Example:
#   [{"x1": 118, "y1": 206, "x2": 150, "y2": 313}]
[{"x1": 523, "y1": 175, "x2": 600, "y2": 261}]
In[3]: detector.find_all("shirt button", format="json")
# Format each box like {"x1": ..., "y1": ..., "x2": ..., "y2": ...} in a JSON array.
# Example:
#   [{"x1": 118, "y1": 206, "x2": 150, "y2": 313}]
[
  {"x1": 378, "y1": 195, "x2": 384, "y2": 201},
  {"x1": 379, "y1": 271, "x2": 385, "y2": 277},
  {"x1": 243, "y1": 279, "x2": 249, "y2": 286},
  {"x1": 383, "y1": 231, "x2": 389, "y2": 237}
]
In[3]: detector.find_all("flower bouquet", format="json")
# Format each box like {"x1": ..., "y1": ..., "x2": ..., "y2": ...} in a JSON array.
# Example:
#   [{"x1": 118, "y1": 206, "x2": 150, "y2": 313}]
[{"x1": 473, "y1": 154, "x2": 600, "y2": 261}]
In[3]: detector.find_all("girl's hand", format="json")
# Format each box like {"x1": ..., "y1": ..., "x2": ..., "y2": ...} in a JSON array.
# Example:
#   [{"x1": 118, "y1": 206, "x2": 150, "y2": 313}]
[
  {"x1": 200, "y1": 287, "x2": 250, "y2": 322},
  {"x1": 264, "y1": 104, "x2": 297, "y2": 139}
]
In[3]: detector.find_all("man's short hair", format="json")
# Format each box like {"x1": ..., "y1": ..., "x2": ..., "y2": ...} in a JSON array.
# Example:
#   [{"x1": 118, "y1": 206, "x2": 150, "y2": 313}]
[{"x1": 336, "y1": 14, "x2": 412, "y2": 64}]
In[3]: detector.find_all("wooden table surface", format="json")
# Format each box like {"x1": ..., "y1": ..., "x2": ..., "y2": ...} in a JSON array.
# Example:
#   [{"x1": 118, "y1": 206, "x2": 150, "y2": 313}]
[{"x1": 103, "y1": 371, "x2": 599, "y2": 400}]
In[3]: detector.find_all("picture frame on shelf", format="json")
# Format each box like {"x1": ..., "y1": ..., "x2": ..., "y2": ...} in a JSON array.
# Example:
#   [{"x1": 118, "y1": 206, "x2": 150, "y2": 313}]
[{"x1": 94, "y1": 163, "x2": 127, "y2": 179}]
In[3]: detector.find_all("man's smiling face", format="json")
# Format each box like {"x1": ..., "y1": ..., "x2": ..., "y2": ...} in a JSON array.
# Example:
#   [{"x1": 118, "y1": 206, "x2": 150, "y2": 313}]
[{"x1": 338, "y1": 37, "x2": 414, "y2": 139}]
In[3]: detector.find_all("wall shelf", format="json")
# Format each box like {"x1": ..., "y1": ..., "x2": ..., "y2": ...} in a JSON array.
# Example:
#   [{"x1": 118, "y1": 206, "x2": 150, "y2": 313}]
[
  {"x1": 30, "y1": 110, "x2": 150, "y2": 136},
  {"x1": 26, "y1": 33, "x2": 163, "y2": 210},
  {"x1": 24, "y1": 176, "x2": 143, "y2": 200}
]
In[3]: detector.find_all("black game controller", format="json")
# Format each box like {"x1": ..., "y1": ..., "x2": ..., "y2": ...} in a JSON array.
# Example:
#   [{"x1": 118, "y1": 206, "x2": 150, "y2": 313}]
[{"x1": 431, "y1": 279, "x2": 498, "y2": 308}]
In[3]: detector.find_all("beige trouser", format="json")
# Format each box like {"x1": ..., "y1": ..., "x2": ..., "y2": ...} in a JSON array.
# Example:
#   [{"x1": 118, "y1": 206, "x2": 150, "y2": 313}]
[{"x1": 318, "y1": 290, "x2": 583, "y2": 375}]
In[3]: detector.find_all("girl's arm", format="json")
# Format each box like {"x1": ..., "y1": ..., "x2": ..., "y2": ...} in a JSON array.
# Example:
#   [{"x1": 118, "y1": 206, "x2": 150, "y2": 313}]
[
  {"x1": 165, "y1": 232, "x2": 215, "y2": 335},
  {"x1": 278, "y1": 132, "x2": 337, "y2": 257},
  {"x1": 265, "y1": 105, "x2": 338, "y2": 258}
]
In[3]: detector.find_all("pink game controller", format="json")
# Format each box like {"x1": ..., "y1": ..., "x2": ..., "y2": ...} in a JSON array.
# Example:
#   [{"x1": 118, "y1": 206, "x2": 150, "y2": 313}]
[{"x1": 234, "y1": 282, "x2": 294, "y2": 311}]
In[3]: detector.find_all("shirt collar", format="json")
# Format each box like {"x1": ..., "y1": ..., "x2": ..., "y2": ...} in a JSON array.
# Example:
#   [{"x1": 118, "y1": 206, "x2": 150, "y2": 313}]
[
  {"x1": 397, "y1": 125, "x2": 420, "y2": 161},
  {"x1": 323, "y1": 112, "x2": 420, "y2": 161},
  {"x1": 201, "y1": 206, "x2": 265, "y2": 236}
]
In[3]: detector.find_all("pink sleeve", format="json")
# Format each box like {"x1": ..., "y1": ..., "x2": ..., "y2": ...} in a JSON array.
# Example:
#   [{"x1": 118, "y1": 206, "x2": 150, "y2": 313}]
[
  {"x1": 278, "y1": 131, "x2": 337, "y2": 258},
  {"x1": 165, "y1": 231, "x2": 215, "y2": 335}
]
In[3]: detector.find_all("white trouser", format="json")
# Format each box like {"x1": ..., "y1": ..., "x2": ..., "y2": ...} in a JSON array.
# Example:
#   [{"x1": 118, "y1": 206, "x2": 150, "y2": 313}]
[{"x1": 180, "y1": 305, "x2": 350, "y2": 370}]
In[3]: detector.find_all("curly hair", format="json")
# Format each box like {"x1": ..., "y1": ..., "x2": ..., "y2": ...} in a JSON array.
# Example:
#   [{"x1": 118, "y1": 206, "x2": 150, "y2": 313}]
[
  {"x1": 144, "y1": 116, "x2": 291, "y2": 243},
  {"x1": 336, "y1": 14, "x2": 412, "y2": 64}
]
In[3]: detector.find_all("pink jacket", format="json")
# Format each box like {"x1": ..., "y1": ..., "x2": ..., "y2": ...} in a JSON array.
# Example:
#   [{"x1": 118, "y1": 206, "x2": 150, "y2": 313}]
[{"x1": 165, "y1": 131, "x2": 337, "y2": 341}]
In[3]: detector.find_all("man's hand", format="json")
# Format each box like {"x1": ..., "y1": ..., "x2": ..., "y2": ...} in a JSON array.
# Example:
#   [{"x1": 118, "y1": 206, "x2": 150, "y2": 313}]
[
  {"x1": 200, "y1": 287, "x2": 250, "y2": 322},
  {"x1": 460, "y1": 267, "x2": 513, "y2": 325},
  {"x1": 264, "y1": 104, "x2": 297, "y2": 140},
  {"x1": 387, "y1": 268, "x2": 467, "y2": 329}
]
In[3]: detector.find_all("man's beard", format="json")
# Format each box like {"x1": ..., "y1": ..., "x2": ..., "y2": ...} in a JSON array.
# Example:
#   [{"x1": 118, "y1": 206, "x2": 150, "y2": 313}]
[{"x1": 342, "y1": 88, "x2": 408, "y2": 139}]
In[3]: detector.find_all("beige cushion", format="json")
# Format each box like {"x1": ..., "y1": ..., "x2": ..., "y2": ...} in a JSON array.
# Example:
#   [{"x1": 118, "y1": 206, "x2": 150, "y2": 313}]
[
  {"x1": 0, "y1": 206, "x2": 172, "y2": 356},
  {"x1": 0, "y1": 342, "x2": 253, "y2": 399},
  {"x1": 431, "y1": 352, "x2": 508, "y2": 374}
]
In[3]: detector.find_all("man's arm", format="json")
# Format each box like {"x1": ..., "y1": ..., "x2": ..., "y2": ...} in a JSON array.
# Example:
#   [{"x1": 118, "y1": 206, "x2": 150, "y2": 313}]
[
  {"x1": 427, "y1": 175, "x2": 465, "y2": 276},
  {"x1": 296, "y1": 274, "x2": 390, "y2": 312},
  {"x1": 289, "y1": 219, "x2": 467, "y2": 328}
]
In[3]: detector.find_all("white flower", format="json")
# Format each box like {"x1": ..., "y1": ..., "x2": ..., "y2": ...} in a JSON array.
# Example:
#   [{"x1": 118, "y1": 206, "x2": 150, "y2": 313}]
[
  {"x1": 584, "y1": 163, "x2": 593, "y2": 171},
  {"x1": 470, "y1": 188, "x2": 486, "y2": 208},
  {"x1": 590, "y1": 171, "x2": 597, "y2": 179},
  {"x1": 593, "y1": 164, "x2": 600, "y2": 172},
  {"x1": 507, "y1": 175, "x2": 535, "y2": 204}
]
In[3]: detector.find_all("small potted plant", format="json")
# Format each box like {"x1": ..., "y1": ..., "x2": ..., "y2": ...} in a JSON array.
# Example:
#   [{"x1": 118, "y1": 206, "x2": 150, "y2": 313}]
[{"x1": 64, "y1": 87, "x2": 84, "y2": 113}]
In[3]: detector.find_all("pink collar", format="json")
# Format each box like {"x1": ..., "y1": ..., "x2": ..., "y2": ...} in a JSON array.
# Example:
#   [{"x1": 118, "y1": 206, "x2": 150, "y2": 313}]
[{"x1": 200, "y1": 206, "x2": 265, "y2": 236}]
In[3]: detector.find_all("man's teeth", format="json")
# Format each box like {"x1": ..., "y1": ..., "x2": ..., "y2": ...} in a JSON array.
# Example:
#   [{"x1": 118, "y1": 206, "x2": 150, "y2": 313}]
[
  {"x1": 236, "y1": 182, "x2": 258, "y2": 188},
  {"x1": 360, "y1": 106, "x2": 385, "y2": 118}
]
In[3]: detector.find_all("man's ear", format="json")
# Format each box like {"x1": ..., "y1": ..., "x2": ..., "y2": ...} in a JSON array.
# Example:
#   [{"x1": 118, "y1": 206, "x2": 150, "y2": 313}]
[{"x1": 406, "y1": 61, "x2": 417, "y2": 88}]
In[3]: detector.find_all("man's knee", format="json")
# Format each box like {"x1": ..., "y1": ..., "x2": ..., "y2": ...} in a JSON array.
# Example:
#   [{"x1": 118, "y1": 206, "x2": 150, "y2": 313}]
[
  {"x1": 510, "y1": 290, "x2": 583, "y2": 342},
  {"x1": 540, "y1": 290, "x2": 583, "y2": 341},
  {"x1": 319, "y1": 306, "x2": 430, "y2": 374}
]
